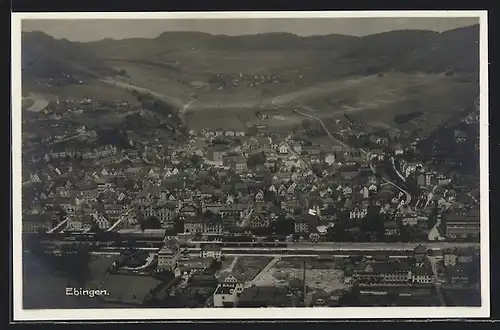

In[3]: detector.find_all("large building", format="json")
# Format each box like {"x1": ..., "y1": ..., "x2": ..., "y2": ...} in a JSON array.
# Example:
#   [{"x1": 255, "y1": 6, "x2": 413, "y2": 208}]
[
  {"x1": 351, "y1": 260, "x2": 412, "y2": 285},
  {"x1": 22, "y1": 213, "x2": 54, "y2": 233},
  {"x1": 157, "y1": 244, "x2": 182, "y2": 272},
  {"x1": 213, "y1": 272, "x2": 246, "y2": 307},
  {"x1": 444, "y1": 208, "x2": 480, "y2": 239}
]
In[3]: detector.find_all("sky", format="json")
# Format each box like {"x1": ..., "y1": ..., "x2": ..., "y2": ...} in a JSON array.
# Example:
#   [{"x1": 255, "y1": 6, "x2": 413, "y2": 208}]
[{"x1": 21, "y1": 17, "x2": 479, "y2": 42}]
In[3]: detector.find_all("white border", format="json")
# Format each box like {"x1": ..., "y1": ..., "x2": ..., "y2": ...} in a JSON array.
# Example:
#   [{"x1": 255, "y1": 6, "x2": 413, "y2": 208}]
[{"x1": 11, "y1": 10, "x2": 489, "y2": 321}]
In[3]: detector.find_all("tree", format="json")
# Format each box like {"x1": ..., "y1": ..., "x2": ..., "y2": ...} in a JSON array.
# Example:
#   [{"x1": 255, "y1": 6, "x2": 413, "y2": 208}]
[
  {"x1": 141, "y1": 216, "x2": 162, "y2": 230},
  {"x1": 272, "y1": 216, "x2": 294, "y2": 236},
  {"x1": 427, "y1": 202, "x2": 439, "y2": 229},
  {"x1": 247, "y1": 152, "x2": 266, "y2": 167},
  {"x1": 190, "y1": 154, "x2": 203, "y2": 168},
  {"x1": 301, "y1": 119, "x2": 312, "y2": 130},
  {"x1": 90, "y1": 223, "x2": 102, "y2": 233},
  {"x1": 247, "y1": 126, "x2": 258, "y2": 136},
  {"x1": 173, "y1": 216, "x2": 184, "y2": 234},
  {"x1": 203, "y1": 210, "x2": 214, "y2": 219}
]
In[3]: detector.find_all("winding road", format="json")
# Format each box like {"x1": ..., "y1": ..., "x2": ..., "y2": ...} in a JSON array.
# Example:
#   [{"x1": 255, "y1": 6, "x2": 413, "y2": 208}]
[{"x1": 286, "y1": 103, "x2": 413, "y2": 207}]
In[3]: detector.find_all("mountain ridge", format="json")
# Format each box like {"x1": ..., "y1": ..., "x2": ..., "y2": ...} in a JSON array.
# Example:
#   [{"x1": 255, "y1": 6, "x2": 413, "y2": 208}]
[{"x1": 21, "y1": 24, "x2": 479, "y2": 79}]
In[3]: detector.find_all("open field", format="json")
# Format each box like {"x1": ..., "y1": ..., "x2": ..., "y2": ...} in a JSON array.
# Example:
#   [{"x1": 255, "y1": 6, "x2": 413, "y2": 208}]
[
  {"x1": 114, "y1": 70, "x2": 476, "y2": 135},
  {"x1": 23, "y1": 79, "x2": 140, "y2": 103},
  {"x1": 251, "y1": 257, "x2": 349, "y2": 292},
  {"x1": 218, "y1": 256, "x2": 236, "y2": 273},
  {"x1": 232, "y1": 256, "x2": 273, "y2": 281},
  {"x1": 304, "y1": 72, "x2": 478, "y2": 134}
]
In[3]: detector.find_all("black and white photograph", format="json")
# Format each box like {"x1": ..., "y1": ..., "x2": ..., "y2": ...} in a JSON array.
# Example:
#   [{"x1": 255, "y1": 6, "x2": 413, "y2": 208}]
[{"x1": 11, "y1": 11, "x2": 489, "y2": 321}]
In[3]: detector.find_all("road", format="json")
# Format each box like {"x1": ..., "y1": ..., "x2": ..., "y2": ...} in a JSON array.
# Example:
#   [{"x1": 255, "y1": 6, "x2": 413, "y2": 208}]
[
  {"x1": 248, "y1": 256, "x2": 281, "y2": 286},
  {"x1": 100, "y1": 79, "x2": 186, "y2": 123},
  {"x1": 286, "y1": 141, "x2": 311, "y2": 170},
  {"x1": 429, "y1": 256, "x2": 446, "y2": 305},
  {"x1": 293, "y1": 109, "x2": 353, "y2": 151},
  {"x1": 47, "y1": 219, "x2": 68, "y2": 234},
  {"x1": 239, "y1": 208, "x2": 254, "y2": 228}
]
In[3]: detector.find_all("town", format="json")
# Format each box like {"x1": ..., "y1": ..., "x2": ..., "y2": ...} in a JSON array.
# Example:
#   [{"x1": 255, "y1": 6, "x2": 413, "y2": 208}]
[{"x1": 21, "y1": 88, "x2": 481, "y2": 309}]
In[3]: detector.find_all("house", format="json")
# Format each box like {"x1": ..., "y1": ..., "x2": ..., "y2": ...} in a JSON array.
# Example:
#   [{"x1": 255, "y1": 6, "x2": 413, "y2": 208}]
[
  {"x1": 66, "y1": 214, "x2": 83, "y2": 231},
  {"x1": 412, "y1": 266, "x2": 434, "y2": 284},
  {"x1": 207, "y1": 150, "x2": 225, "y2": 166},
  {"x1": 443, "y1": 249, "x2": 458, "y2": 266},
  {"x1": 444, "y1": 208, "x2": 480, "y2": 239},
  {"x1": 157, "y1": 245, "x2": 182, "y2": 272},
  {"x1": 22, "y1": 213, "x2": 54, "y2": 233},
  {"x1": 352, "y1": 260, "x2": 412, "y2": 285},
  {"x1": 179, "y1": 205, "x2": 198, "y2": 219},
  {"x1": 456, "y1": 249, "x2": 475, "y2": 264},
  {"x1": 325, "y1": 154, "x2": 336, "y2": 166},
  {"x1": 201, "y1": 244, "x2": 223, "y2": 259},
  {"x1": 225, "y1": 155, "x2": 247, "y2": 172},
  {"x1": 157, "y1": 205, "x2": 175, "y2": 228},
  {"x1": 81, "y1": 214, "x2": 94, "y2": 231},
  {"x1": 255, "y1": 190, "x2": 264, "y2": 203},
  {"x1": 184, "y1": 217, "x2": 204, "y2": 233},
  {"x1": 349, "y1": 207, "x2": 367, "y2": 220},
  {"x1": 278, "y1": 143, "x2": 289, "y2": 154},
  {"x1": 294, "y1": 218, "x2": 309, "y2": 234},
  {"x1": 384, "y1": 221, "x2": 399, "y2": 236},
  {"x1": 310, "y1": 289, "x2": 342, "y2": 307},
  {"x1": 250, "y1": 214, "x2": 270, "y2": 229},
  {"x1": 213, "y1": 272, "x2": 246, "y2": 307},
  {"x1": 94, "y1": 213, "x2": 110, "y2": 230},
  {"x1": 447, "y1": 265, "x2": 469, "y2": 286}
]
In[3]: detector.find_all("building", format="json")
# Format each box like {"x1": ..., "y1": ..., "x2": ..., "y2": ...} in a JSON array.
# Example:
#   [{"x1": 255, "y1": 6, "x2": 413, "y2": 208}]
[
  {"x1": 444, "y1": 208, "x2": 480, "y2": 239},
  {"x1": 201, "y1": 244, "x2": 223, "y2": 259},
  {"x1": 94, "y1": 213, "x2": 110, "y2": 230},
  {"x1": 446, "y1": 265, "x2": 469, "y2": 285},
  {"x1": 184, "y1": 217, "x2": 224, "y2": 234},
  {"x1": 22, "y1": 213, "x2": 54, "y2": 233},
  {"x1": 294, "y1": 218, "x2": 309, "y2": 234},
  {"x1": 250, "y1": 214, "x2": 270, "y2": 229},
  {"x1": 157, "y1": 245, "x2": 182, "y2": 272},
  {"x1": 352, "y1": 260, "x2": 412, "y2": 285},
  {"x1": 65, "y1": 214, "x2": 83, "y2": 231},
  {"x1": 411, "y1": 266, "x2": 434, "y2": 284},
  {"x1": 213, "y1": 272, "x2": 246, "y2": 307},
  {"x1": 443, "y1": 249, "x2": 458, "y2": 266}
]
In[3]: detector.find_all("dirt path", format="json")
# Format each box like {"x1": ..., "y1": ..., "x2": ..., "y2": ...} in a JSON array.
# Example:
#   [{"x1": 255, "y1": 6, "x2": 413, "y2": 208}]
[
  {"x1": 220, "y1": 256, "x2": 239, "y2": 273},
  {"x1": 249, "y1": 257, "x2": 281, "y2": 285}
]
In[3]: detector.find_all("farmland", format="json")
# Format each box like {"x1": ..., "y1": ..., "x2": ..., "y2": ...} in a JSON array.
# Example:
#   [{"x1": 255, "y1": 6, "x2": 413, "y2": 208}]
[
  {"x1": 251, "y1": 257, "x2": 350, "y2": 293},
  {"x1": 23, "y1": 78, "x2": 140, "y2": 104},
  {"x1": 232, "y1": 256, "x2": 273, "y2": 281}
]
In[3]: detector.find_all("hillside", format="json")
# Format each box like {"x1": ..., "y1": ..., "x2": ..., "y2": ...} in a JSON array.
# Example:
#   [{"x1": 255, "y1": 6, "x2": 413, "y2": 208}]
[
  {"x1": 22, "y1": 25, "x2": 479, "y2": 82},
  {"x1": 22, "y1": 31, "x2": 118, "y2": 79},
  {"x1": 82, "y1": 25, "x2": 479, "y2": 76}
]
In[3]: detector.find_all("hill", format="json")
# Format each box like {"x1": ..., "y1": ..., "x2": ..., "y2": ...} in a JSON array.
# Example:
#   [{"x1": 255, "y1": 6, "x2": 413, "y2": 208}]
[
  {"x1": 82, "y1": 25, "x2": 479, "y2": 76},
  {"x1": 22, "y1": 25, "x2": 478, "y2": 82},
  {"x1": 22, "y1": 31, "x2": 119, "y2": 79}
]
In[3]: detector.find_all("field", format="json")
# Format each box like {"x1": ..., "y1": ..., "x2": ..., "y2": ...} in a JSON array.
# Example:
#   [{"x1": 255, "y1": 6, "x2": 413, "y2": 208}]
[
  {"x1": 23, "y1": 253, "x2": 114, "y2": 309},
  {"x1": 113, "y1": 67, "x2": 477, "y2": 135},
  {"x1": 305, "y1": 72, "x2": 478, "y2": 135},
  {"x1": 252, "y1": 257, "x2": 349, "y2": 293},
  {"x1": 232, "y1": 256, "x2": 273, "y2": 281},
  {"x1": 101, "y1": 274, "x2": 163, "y2": 305},
  {"x1": 23, "y1": 78, "x2": 140, "y2": 103}
]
